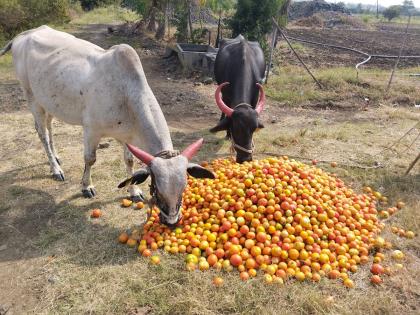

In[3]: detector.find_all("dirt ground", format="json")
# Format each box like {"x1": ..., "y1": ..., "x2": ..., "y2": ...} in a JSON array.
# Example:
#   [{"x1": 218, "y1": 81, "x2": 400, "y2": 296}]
[{"x1": 0, "y1": 22, "x2": 419, "y2": 315}]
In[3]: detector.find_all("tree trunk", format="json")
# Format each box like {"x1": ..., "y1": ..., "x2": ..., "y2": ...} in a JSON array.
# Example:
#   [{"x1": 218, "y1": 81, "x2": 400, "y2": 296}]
[
  {"x1": 155, "y1": 14, "x2": 166, "y2": 39},
  {"x1": 165, "y1": 0, "x2": 170, "y2": 38},
  {"x1": 215, "y1": 10, "x2": 221, "y2": 48},
  {"x1": 187, "y1": 0, "x2": 193, "y2": 41},
  {"x1": 147, "y1": 1, "x2": 158, "y2": 32}
]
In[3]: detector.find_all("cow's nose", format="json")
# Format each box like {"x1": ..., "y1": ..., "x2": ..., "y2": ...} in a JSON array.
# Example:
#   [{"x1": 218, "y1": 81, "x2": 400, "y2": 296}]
[
  {"x1": 166, "y1": 222, "x2": 177, "y2": 230},
  {"x1": 236, "y1": 155, "x2": 252, "y2": 163}
]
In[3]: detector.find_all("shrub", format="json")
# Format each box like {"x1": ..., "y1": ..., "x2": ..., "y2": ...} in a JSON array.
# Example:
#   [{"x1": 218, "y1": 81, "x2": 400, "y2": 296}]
[
  {"x1": 228, "y1": 0, "x2": 289, "y2": 53},
  {"x1": 0, "y1": 0, "x2": 70, "y2": 37},
  {"x1": 79, "y1": 0, "x2": 121, "y2": 11},
  {"x1": 383, "y1": 6, "x2": 401, "y2": 22}
]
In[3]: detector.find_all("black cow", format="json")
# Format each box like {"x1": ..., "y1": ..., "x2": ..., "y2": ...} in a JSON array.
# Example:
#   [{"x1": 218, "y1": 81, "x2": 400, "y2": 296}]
[{"x1": 210, "y1": 35, "x2": 266, "y2": 163}]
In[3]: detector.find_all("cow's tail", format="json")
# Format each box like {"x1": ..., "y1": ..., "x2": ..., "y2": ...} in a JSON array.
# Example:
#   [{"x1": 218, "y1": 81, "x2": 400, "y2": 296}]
[{"x1": 0, "y1": 40, "x2": 13, "y2": 57}]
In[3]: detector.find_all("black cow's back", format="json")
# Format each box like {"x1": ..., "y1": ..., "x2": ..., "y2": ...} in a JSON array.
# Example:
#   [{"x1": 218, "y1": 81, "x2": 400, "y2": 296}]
[{"x1": 214, "y1": 35, "x2": 265, "y2": 108}]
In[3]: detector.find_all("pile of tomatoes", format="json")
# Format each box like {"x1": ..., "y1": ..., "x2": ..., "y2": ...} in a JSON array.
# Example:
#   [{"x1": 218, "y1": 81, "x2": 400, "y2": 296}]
[{"x1": 119, "y1": 157, "x2": 406, "y2": 287}]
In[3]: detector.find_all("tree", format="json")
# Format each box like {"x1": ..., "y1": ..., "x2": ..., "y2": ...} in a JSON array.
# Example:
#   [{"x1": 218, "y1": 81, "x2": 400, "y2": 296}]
[
  {"x1": 401, "y1": 0, "x2": 415, "y2": 16},
  {"x1": 201, "y1": 0, "x2": 236, "y2": 46},
  {"x1": 0, "y1": 0, "x2": 69, "y2": 37},
  {"x1": 383, "y1": 5, "x2": 401, "y2": 21},
  {"x1": 229, "y1": 0, "x2": 288, "y2": 50},
  {"x1": 123, "y1": 0, "x2": 170, "y2": 39}
]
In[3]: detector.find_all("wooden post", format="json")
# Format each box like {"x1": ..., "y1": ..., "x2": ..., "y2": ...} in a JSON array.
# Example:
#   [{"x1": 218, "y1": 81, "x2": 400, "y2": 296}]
[
  {"x1": 386, "y1": 15, "x2": 411, "y2": 92},
  {"x1": 405, "y1": 152, "x2": 420, "y2": 175},
  {"x1": 265, "y1": 23, "x2": 278, "y2": 84},
  {"x1": 272, "y1": 18, "x2": 323, "y2": 89}
]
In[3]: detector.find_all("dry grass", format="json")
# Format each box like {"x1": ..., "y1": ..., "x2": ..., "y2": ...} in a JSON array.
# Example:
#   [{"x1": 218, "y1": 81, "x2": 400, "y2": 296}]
[{"x1": 0, "y1": 10, "x2": 419, "y2": 315}]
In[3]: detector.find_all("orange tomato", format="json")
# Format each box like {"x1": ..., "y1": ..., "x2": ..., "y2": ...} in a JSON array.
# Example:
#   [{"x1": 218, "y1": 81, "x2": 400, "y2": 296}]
[{"x1": 91, "y1": 209, "x2": 102, "y2": 218}]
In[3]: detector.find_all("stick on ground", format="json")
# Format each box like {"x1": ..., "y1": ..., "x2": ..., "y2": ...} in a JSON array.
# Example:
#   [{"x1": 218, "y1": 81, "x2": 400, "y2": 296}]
[
  {"x1": 405, "y1": 152, "x2": 420, "y2": 175},
  {"x1": 272, "y1": 18, "x2": 323, "y2": 89}
]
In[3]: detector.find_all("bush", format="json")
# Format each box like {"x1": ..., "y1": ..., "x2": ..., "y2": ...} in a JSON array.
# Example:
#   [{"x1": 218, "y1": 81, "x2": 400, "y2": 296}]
[
  {"x1": 383, "y1": 6, "x2": 401, "y2": 22},
  {"x1": 80, "y1": 0, "x2": 121, "y2": 11},
  {"x1": 0, "y1": 0, "x2": 70, "y2": 37},
  {"x1": 228, "y1": 0, "x2": 288, "y2": 53}
]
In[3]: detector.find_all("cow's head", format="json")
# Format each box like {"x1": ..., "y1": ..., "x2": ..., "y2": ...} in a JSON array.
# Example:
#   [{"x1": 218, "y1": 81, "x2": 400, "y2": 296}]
[
  {"x1": 210, "y1": 82, "x2": 265, "y2": 163},
  {"x1": 118, "y1": 139, "x2": 214, "y2": 228}
]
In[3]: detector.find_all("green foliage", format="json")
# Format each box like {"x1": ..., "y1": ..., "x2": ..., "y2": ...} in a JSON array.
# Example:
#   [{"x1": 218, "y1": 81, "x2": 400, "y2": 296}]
[
  {"x1": 204, "y1": 0, "x2": 236, "y2": 12},
  {"x1": 228, "y1": 0, "x2": 287, "y2": 51},
  {"x1": 173, "y1": 1, "x2": 189, "y2": 42},
  {"x1": 362, "y1": 15, "x2": 370, "y2": 24},
  {"x1": 0, "y1": 0, "x2": 70, "y2": 37},
  {"x1": 70, "y1": 5, "x2": 139, "y2": 24},
  {"x1": 383, "y1": 5, "x2": 401, "y2": 21},
  {"x1": 401, "y1": 0, "x2": 415, "y2": 16},
  {"x1": 79, "y1": 0, "x2": 121, "y2": 11},
  {"x1": 122, "y1": 0, "x2": 149, "y2": 15}
]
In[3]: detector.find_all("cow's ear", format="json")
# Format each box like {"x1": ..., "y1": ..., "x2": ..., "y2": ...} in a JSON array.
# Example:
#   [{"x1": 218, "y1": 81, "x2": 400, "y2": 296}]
[
  {"x1": 187, "y1": 163, "x2": 215, "y2": 179},
  {"x1": 210, "y1": 117, "x2": 230, "y2": 133},
  {"x1": 118, "y1": 168, "x2": 150, "y2": 188},
  {"x1": 257, "y1": 120, "x2": 265, "y2": 129}
]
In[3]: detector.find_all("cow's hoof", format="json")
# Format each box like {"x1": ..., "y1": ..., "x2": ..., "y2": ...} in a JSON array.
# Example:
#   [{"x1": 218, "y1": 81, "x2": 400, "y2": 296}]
[
  {"x1": 52, "y1": 172, "x2": 65, "y2": 181},
  {"x1": 82, "y1": 187, "x2": 97, "y2": 198},
  {"x1": 130, "y1": 193, "x2": 145, "y2": 203}
]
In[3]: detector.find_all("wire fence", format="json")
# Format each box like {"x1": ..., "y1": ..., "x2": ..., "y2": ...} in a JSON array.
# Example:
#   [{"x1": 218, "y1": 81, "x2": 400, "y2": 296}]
[{"x1": 267, "y1": 17, "x2": 420, "y2": 87}]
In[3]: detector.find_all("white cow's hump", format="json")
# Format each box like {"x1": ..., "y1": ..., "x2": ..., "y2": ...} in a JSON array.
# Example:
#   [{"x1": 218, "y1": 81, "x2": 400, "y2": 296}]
[{"x1": 17, "y1": 25, "x2": 105, "y2": 57}]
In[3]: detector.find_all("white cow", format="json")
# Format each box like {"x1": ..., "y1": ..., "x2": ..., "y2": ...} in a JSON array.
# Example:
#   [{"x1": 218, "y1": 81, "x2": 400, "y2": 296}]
[{"x1": 1, "y1": 26, "x2": 214, "y2": 226}]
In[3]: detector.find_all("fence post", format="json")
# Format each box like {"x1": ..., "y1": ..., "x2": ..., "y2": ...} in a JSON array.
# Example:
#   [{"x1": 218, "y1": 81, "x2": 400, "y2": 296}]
[
  {"x1": 265, "y1": 23, "x2": 278, "y2": 84},
  {"x1": 272, "y1": 18, "x2": 323, "y2": 89},
  {"x1": 386, "y1": 15, "x2": 411, "y2": 93}
]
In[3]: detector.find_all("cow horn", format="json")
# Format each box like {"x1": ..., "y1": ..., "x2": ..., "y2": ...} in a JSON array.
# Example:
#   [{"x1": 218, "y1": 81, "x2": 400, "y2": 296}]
[
  {"x1": 215, "y1": 82, "x2": 233, "y2": 117},
  {"x1": 182, "y1": 138, "x2": 204, "y2": 160},
  {"x1": 255, "y1": 83, "x2": 265, "y2": 114},
  {"x1": 126, "y1": 144, "x2": 154, "y2": 165}
]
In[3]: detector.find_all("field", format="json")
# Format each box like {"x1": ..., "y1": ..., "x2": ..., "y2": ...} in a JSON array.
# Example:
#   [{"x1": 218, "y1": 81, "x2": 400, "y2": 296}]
[{"x1": 0, "y1": 7, "x2": 419, "y2": 315}]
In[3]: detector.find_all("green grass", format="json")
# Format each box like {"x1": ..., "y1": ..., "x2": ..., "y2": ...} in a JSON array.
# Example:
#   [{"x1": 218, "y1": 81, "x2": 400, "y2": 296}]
[
  {"x1": 0, "y1": 54, "x2": 14, "y2": 81},
  {"x1": 266, "y1": 65, "x2": 420, "y2": 107},
  {"x1": 356, "y1": 13, "x2": 420, "y2": 25},
  {"x1": 70, "y1": 5, "x2": 140, "y2": 25}
]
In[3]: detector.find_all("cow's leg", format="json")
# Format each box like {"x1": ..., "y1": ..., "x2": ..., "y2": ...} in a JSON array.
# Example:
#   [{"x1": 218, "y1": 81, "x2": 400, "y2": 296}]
[
  {"x1": 46, "y1": 114, "x2": 61, "y2": 165},
  {"x1": 123, "y1": 145, "x2": 145, "y2": 202},
  {"x1": 81, "y1": 128, "x2": 100, "y2": 198},
  {"x1": 30, "y1": 101, "x2": 65, "y2": 181}
]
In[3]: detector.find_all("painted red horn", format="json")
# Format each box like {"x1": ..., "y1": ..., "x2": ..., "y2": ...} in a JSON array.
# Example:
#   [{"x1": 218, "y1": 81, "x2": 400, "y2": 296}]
[
  {"x1": 255, "y1": 83, "x2": 265, "y2": 114},
  {"x1": 126, "y1": 144, "x2": 154, "y2": 165},
  {"x1": 215, "y1": 82, "x2": 233, "y2": 117},
  {"x1": 182, "y1": 138, "x2": 204, "y2": 160}
]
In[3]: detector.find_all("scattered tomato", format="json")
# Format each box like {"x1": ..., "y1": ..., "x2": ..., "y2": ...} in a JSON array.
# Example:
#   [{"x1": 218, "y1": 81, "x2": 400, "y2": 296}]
[
  {"x1": 213, "y1": 276, "x2": 223, "y2": 287},
  {"x1": 118, "y1": 232, "x2": 129, "y2": 244},
  {"x1": 122, "y1": 199, "x2": 133, "y2": 207},
  {"x1": 91, "y1": 208, "x2": 102, "y2": 218},
  {"x1": 126, "y1": 238, "x2": 137, "y2": 247},
  {"x1": 370, "y1": 275, "x2": 382, "y2": 285},
  {"x1": 370, "y1": 264, "x2": 384, "y2": 275},
  {"x1": 391, "y1": 250, "x2": 404, "y2": 260},
  {"x1": 142, "y1": 249, "x2": 152, "y2": 257},
  {"x1": 150, "y1": 255, "x2": 160, "y2": 265}
]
